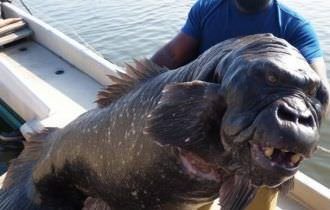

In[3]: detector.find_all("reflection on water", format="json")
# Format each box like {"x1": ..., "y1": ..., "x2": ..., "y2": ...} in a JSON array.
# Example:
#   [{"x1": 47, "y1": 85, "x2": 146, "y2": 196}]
[{"x1": 10, "y1": 0, "x2": 330, "y2": 187}]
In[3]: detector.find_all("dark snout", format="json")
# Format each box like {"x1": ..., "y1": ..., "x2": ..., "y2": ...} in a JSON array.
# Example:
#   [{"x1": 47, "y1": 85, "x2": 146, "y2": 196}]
[
  {"x1": 249, "y1": 96, "x2": 320, "y2": 186},
  {"x1": 275, "y1": 99, "x2": 318, "y2": 156},
  {"x1": 277, "y1": 102, "x2": 315, "y2": 129},
  {"x1": 253, "y1": 97, "x2": 319, "y2": 158}
]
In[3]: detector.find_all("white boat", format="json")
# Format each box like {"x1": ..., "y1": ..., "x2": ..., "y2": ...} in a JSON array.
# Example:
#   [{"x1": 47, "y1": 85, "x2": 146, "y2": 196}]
[{"x1": 0, "y1": 2, "x2": 329, "y2": 209}]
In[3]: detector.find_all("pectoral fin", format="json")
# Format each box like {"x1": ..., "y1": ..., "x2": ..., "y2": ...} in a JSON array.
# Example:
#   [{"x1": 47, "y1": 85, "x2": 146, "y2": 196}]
[
  {"x1": 219, "y1": 176, "x2": 257, "y2": 210},
  {"x1": 144, "y1": 81, "x2": 226, "y2": 147}
]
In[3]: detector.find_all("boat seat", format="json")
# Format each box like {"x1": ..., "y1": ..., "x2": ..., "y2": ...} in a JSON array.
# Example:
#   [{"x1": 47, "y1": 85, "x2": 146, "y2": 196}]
[
  {"x1": 0, "y1": 17, "x2": 32, "y2": 47},
  {"x1": 0, "y1": 40, "x2": 102, "y2": 138}
]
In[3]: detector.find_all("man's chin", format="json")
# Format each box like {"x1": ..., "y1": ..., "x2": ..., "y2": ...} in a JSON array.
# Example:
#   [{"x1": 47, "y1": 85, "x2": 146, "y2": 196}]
[{"x1": 235, "y1": 0, "x2": 271, "y2": 13}]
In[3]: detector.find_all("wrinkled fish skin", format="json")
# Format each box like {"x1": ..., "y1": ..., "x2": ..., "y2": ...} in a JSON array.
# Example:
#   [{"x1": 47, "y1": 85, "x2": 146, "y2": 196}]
[{"x1": 32, "y1": 84, "x2": 221, "y2": 209}]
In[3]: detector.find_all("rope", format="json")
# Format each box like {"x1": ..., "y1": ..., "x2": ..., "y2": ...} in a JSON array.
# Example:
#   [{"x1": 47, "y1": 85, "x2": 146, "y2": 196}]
[
  {"x1": 18, "y1": 0, "x2": 32, "y2": 15},
  {"x1": 317, "y1": 146, "x2": 330, "y2": 154}
]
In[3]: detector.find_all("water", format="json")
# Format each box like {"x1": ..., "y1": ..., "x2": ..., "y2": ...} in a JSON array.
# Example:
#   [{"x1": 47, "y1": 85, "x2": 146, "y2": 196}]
[
  {"x1": 16, "y1": 0, "x2": 193, "y2": 65},
  {"x1": 13, "y1": 0, "x2": 330, "y2": 187}
]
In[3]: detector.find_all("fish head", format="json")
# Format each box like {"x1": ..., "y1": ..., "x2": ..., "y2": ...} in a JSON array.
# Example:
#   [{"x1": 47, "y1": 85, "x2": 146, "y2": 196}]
[
  {"x1": 218, "y1": 38, "x2": 329, "y2": 187},
  {"x1": 145, "y1": 34, "x2": 328, "y2": 190},
  {"x1": 144, "y1": 34, "x2": 329, "y2": 209}
]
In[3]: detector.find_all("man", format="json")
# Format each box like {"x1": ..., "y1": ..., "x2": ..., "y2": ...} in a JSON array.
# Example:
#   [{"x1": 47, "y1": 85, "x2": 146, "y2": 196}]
[
  {"x1": 151, "y1": 0, "x2": 329, "y2": 94},
  {"x1": 151, "y1": 0, "x2": 329, "y2": 209}
]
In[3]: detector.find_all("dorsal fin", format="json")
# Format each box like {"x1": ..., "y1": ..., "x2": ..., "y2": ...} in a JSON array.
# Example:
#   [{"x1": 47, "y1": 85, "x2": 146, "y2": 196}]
[{"x1": 96, "y1": 59, "x2": 168, "y2": 108}]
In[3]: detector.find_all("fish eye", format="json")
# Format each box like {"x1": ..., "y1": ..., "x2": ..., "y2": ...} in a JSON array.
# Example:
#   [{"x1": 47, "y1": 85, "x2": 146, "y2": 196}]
[
  {"x1": 308, "y1": 85, "x2": 318, "y2": 96},
  {"x1": 266, "y1": 74, "x2": 278, "y2": 84}
]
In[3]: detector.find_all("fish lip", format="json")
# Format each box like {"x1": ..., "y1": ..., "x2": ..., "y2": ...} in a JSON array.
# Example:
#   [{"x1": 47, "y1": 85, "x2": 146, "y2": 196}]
[{"x1": 249, "y1": 143, "x2": 300, "y2": 176}]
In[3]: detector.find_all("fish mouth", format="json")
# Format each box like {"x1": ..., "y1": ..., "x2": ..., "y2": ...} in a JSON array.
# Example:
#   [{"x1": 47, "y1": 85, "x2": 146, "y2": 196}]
[
  {"x1": 178, "y1": 149, "x2": 224, "y2": 183},
  {"x1": 250, "y1": 143, "x2": 304, "y2": 176}
]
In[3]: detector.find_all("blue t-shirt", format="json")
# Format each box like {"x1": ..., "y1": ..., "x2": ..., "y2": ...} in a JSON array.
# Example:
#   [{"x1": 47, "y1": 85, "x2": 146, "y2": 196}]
[{"x1": 182, "y1": 0, "x2": 322, "y2": 62}]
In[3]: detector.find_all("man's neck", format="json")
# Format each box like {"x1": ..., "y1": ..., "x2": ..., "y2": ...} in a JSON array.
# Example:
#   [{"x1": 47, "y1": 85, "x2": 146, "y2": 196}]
[{"x1": 234, "y1": 0, "x2": 273, "y2": 14}]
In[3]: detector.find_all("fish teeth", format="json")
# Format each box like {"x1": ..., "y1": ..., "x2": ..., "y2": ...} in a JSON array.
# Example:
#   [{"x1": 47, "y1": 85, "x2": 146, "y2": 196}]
[
  {"x1": 264, "y1": 147, "x2": 274, "y2": 158},
  {"x1": 291, "y1": 154, "x2": 302, "y2": 164}
]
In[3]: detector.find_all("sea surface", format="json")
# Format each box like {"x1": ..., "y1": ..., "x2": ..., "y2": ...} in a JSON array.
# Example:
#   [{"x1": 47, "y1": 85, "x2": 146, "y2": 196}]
[{"x1": 11, "y1": 0, "x2": 330, "y2": 187}]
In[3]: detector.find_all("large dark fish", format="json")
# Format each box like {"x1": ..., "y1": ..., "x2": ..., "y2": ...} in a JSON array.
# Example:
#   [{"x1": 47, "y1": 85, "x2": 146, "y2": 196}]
[{"x1": 0, "y1": 34, "x2": 328, "y2": 210}]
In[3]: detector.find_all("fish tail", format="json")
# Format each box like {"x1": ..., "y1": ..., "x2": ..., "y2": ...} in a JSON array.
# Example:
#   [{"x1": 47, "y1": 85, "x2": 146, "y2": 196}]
[{"x1": 0, "y1": 128, "x2": 57, "y2": 209}]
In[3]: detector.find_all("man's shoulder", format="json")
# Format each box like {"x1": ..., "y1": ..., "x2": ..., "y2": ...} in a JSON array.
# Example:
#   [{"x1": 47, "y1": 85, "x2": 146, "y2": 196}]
[
  {"x1": 276, "y1": 1, "x2": 308, "y2": 24},
  {"x1": 275, "y1": 1, "x2": 322, "y2": 61},
  {"x1": 195, "y1": 0, "x2": 225, "y2": 12}
]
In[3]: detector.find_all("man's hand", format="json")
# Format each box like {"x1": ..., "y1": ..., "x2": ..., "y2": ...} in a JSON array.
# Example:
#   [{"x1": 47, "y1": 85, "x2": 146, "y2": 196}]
[{"x1": 310, "y1": 57, "x2": 330, "y2": 117}]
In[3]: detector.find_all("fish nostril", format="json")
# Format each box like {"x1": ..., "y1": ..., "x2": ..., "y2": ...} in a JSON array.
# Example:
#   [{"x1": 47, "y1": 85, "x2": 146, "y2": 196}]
[
  {"x1": 277, "y1": 104, "x2": 315, "y2": 127},
  {"x1": 277, "y1": 105, "x2": 297, "y2": 123},
  {"x1": 298, "y1": 115, "x2": 314, "y2": 127}
]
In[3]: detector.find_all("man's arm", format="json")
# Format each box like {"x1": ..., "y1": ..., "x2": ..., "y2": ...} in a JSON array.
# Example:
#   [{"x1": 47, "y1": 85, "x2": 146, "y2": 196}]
[
  {"x1": 309, "y1": 57, "x2": 330, "y2": 96},
  {"x1": 151, "y1": 32, "x2": 199, "y2": 69},
  {"x1": 151, "y1": 0, "x2": 205, "y2": 69},
  {"x1": 309, "y1": 57, "x2": 330, "y2": 114},
  {"x1": 310, "y1": 57, "x2": 328, "y2": 84}
]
